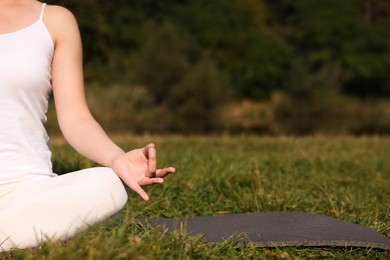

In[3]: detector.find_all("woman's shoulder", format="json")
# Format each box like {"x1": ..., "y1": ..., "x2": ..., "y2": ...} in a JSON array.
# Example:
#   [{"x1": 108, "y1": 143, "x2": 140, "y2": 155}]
[
  {"x1": 43, "y1": 4, "x2": 80, "y2": 44},
  {"x1": 44, "y1": 4, "x2": 78, "y2": 26},
  {"x1": 45, "y1": 4, "x2": 75, "y2": 19}
]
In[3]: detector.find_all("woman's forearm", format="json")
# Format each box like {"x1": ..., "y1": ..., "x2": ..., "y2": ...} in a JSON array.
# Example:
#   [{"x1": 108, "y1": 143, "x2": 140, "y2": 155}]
[{"x1": 59, "y1": 114, "x2": 125, "y2": 167}]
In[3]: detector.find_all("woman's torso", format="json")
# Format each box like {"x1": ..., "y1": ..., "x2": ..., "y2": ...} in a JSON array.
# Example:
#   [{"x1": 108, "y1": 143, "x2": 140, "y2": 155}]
[{"x1": 0, "y1": 3, "x2": 57, "y2": 186}]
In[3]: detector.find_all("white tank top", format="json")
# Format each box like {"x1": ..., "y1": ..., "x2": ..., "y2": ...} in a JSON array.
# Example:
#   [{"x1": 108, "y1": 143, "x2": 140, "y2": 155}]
[{"x1": 0, "y1": 3, "x2": 57, "y2": 185}]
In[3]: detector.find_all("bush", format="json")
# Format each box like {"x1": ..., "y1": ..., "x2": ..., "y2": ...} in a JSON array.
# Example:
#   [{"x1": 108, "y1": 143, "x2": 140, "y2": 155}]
[
  {"x1": 86, "y1": 84, "x2": 157, "y2": 133},
  {"x1": 166, "y1": 55, "x2": 231, "y2": 133}
]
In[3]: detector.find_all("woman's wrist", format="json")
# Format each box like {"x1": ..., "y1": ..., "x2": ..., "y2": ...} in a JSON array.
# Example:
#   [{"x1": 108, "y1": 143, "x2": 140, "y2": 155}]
[{"x1": 108, "y1": 149, "x2": 126, "y2": 168}]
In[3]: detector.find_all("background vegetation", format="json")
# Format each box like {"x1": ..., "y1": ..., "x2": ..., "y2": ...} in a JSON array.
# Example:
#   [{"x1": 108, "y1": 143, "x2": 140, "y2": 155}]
[
  {"x1": 45, "y1": 0, "x2": 390, "y2": 135},
  {"x1": 3, "y1": 136, "x2": 390, "y2": 258},
  {"x1": 12, "y1": 2, "x2": 388, "y2": 258}
]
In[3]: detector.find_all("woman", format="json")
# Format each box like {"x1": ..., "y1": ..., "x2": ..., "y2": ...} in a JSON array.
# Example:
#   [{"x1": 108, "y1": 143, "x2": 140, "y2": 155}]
[{"x1": 0, "y1": 0, "x2": 175, "y2": 251}]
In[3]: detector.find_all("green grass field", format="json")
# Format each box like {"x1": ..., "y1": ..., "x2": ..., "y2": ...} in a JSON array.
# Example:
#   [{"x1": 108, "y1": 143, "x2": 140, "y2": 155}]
[{"x1": 3, "y1": 135, "x2": 390, "y2": 259}]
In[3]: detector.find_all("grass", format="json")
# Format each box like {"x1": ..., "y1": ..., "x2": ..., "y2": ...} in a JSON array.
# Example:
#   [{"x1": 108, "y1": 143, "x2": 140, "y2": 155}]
[{"x1": 2, "y1": 135, "x2": 390, "y2": 259}]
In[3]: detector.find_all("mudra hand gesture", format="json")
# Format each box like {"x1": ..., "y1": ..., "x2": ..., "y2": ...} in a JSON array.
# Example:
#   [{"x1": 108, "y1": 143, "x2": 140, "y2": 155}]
[{"x1": 111, "y1": 143, "x2": 175, "y2": 201}]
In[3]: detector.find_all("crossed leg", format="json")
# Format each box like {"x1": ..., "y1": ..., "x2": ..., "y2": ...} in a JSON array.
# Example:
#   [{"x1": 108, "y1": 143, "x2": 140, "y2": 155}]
[{"x1": 0, "y1": 167, "x2": 128, "y2": 251}]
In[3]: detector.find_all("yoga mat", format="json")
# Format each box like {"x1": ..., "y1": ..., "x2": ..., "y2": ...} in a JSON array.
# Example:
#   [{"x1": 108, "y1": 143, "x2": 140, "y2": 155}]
[{"x1": 144, "y1": 212, "x2": 390, "y2": 250}]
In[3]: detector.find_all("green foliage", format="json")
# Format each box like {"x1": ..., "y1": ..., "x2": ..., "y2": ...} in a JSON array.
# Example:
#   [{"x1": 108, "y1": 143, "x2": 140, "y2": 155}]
[
  {"x1": 166, "y1": 55, "x2": 231, "y2": 133},
  {"x1": 266, "y1": 0, "x2": 390, "y2": 99},
  {"x1": 47, "y1": 0, "x2": 286, "y2": 100},
  {"x1": 86, "y1": 85, "x2": 158, "y2": 133},
  {"x1": 129, "y1": 20, "x2": 194, "y2": 103},
  {"x1": 5, "y1": 136, "x2": 390, "y2": 258},
  {"x1": 218, "y1": 93, "x2": 390, "y2": 135},
  {"x1": 45, "y1": 0, "x2": 390, "y2": 134},
  {"x1": 283, "y1": 57, "x2": 342, "y2": 100},
  {"x1": 169, "y1": 0, "x2": 287, "y2": 99},
  {"x1": 127, "y1": 20, "x2": 231, "y2": 133}
]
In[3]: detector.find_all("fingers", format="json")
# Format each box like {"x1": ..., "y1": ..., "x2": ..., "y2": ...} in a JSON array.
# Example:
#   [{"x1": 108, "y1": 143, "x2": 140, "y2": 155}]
[
  {"x1": 156, "y1": 167, "x2": 176, "y2": 178},
  {"x1": 142, "y1": 143, "x2": 155, "y2": 158},
  {"x1": 147, "y1": 147, "x2": 157, "y2": 177},
  {"x1": 140, "y1": 177, "x2": 164, "y2": 186},
  {"x1": 128, "y1": 182, "x2": 150, "y2": 201},
  {"x1": 127, "y1": 178, "x2": 165, "y2": 201}
]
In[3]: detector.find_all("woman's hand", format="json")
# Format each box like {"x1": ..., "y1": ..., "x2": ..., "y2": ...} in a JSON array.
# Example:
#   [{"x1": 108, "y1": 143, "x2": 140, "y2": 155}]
[{"x1": 111, "y1": 143, "x2": 175, "y2": 201}]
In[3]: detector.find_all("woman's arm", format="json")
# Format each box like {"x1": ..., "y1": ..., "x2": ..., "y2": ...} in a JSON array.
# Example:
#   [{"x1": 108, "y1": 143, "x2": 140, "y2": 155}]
[
  {"x1": 44, "y1": 6, "x2": 175, "y2": 200},
  {"x1": 46, "y1": 6, "x2": 123, "y2": 167}
]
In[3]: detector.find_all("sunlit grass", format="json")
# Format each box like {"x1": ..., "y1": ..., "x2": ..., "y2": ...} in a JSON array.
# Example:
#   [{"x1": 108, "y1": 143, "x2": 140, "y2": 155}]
[{"x1": 3, "y1": 135, "x2": 390, "y2": 259}]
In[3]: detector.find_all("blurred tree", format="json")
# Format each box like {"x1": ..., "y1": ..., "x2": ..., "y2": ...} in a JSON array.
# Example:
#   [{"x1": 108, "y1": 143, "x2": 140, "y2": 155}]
[
  {"x1": 128, "y1": 20, "x2": 194, "y2": 103},
  {"x1": 360, "y1": 0, "x2": 390, "y2": 25},
  {"x1": 129, "y1": 21, "x2": 230, "y2": 133},
  {"x1": 168, "y1": 0, "x2": 288, "y2": 99},
  {"x1": 44, "y1": 0, "x2": 390, "y2": 134},
  {"x1": 266, "y1": 0, "x2": 390, "y2": 99},
  {"x1": 167, "y1": 55, "x2": 231, "y2": 133},
  {"x1": 284, "y1": 57, "x2": 341, "y2": 100}
]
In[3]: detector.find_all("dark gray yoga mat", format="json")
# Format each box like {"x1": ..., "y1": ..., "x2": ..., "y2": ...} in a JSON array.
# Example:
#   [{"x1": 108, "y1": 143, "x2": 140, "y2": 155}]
[{"x1": 145, "y1": 212, "x2": 390, "y2": 250}]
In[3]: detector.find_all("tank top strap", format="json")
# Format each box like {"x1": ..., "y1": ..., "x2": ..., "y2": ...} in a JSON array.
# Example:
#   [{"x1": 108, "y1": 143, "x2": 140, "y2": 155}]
[{"x1": 39, "y1": 3, "x2": 47, "y2": 21}]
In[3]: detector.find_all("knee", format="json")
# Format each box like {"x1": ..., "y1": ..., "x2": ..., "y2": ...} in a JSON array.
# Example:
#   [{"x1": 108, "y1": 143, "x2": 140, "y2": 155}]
[{"x1": 90, "y1": 167, "x2": 128, "y2": 211}]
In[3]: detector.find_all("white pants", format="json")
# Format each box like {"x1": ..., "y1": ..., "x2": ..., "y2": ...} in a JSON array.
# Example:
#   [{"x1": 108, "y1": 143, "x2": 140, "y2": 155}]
[{"x1": 0, "y1": 167, "x2": 128, "y2": 251}]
